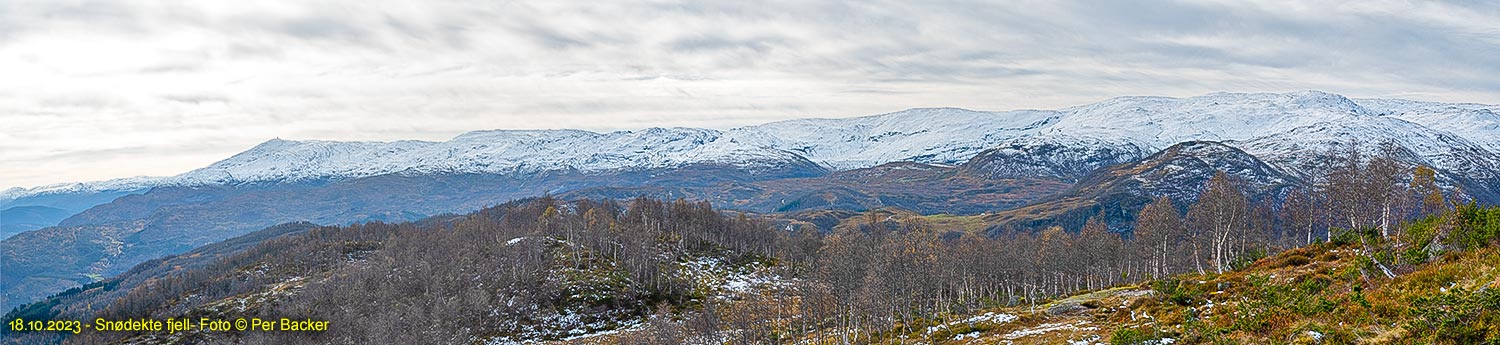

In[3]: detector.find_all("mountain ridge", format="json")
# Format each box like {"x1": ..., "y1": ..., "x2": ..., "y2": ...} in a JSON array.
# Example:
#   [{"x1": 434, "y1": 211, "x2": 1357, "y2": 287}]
[{"x1": 5, "y1": 91, "x2": 1496, "y2": 195}]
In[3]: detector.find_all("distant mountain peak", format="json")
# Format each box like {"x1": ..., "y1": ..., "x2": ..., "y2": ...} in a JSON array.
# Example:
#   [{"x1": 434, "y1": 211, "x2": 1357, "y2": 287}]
[
  {"x1": 449, "y1": 128, "x2": 598, "y2": 141},
  {"x1": 1283, "y1": 90, "x2": 1368, "y2": 114}
]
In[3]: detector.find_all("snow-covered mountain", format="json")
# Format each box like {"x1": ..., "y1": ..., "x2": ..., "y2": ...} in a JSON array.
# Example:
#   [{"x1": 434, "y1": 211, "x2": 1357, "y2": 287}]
[
  {"x1": 167, "y1": 108, "x2": 1061, "y2": 185},
  {"x1": 6, "y1": 91, "x2": 1498, "y2": 203},
  {"x1": 716, "y1": 107, "x2": 1059, "y2": 170},
  {"x1": 0, "y1": 176, "x2": 174, "y2": 214},
  {"x1": 1, "y1": 176, "x2": 170, "y2": 203},
  {"x1": 1357, "y1": 98, "x2": 1500, "y2": 152},
  {"x1": 1028, "y1": 91, "x2": 1500, "y2": 196},
  {"x1": 171, "y1": 128, "x2": 764, "y2": 184}
]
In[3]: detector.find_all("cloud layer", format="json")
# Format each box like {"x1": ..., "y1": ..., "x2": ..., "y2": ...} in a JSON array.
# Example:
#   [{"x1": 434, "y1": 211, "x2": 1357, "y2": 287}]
[{"x1": 3, "y1": 0, "x2": 1498, "y2": 188}]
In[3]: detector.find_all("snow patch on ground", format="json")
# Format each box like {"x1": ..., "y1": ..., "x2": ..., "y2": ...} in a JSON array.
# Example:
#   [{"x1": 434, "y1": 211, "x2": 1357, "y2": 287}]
[
  {"x1": 678, "y1": 255, "x2": 789, "y2": 299},
  {"x1": 952, "y1": 330, "x2": 982, "y2": 340},
  {"x1": 925, "y1": 312, "x2": 1019, "y2": 335},
  {"x1": 966, "y1": 312, "x2": 1019, "y2": 324},
  {"x1": 560, "y1": 319, "x2": 644, "y2": 341},
  {"x1": 484, "y1": 312, "x2": 643, "y2": 345},
  {"x1": 1068, "y1": 334, "x2": 1102, "y2": 345},
  {"x1": 1002, "y1": 321, "x2": 1098, "y2": 340}
]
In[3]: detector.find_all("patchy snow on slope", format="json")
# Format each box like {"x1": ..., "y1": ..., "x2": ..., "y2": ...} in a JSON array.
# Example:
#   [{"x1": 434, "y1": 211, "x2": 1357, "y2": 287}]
[
  {"x1": 173, "y1": 128, "x2": 752, "y2": 184},
  {"x1": 1357, "y1": 98, "x2": 1500, "y2": 152},
  {"x1": 677, "y1": 255, "x2": 789, "y2": 300},
  {"x1": 1045, "y1": 91, "x2": 1369, "y2": 148}
]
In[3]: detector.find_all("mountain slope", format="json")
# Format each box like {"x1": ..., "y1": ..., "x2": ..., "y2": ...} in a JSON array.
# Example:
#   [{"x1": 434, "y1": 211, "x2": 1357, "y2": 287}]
[
  {"x1": 0, "y1": 176, "x2": 169, "y2": 211},
  {"x1": 167, "y1": 108, "x2": 1063, "y2": 185},
  {"x1": 1239, "y1": 114, "x2": 1500, "y2": 201},
  {"x1": 0, "y1": 206, "x2": 74, "y2": 240},
  {"x1": 958, "y1": 138, "x2": 1150, "y2": 181},
  {"x1": 717, "y1": 107, "x2": 1061, "y2": 170},
  {"x1": 980, "y1": 141, "x2": 1298, "y2": 233},
  {"x1": 0, "y1": 177, "x2": 169, "y2": 234},
  {"x1": 172, "y1": 128, "x2": 818, "y2": 184},
  {"x1": 1357, "y1": 97, "x2": 1500, "y2": 152},
  {"x1": 559, "y1": 161, "x2": 1069, "y2": 216}
]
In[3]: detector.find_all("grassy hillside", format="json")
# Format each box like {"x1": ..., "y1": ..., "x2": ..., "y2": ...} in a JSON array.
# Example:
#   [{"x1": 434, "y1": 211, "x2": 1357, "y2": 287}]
[{"x1": 856, "y1": 204, "x2": 1500, "y2": 344}]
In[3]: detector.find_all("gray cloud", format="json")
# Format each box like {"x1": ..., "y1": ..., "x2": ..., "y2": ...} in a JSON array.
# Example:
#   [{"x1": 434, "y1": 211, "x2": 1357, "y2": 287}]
[
  {"x1": 278, "y1": 16, "x2": 369, "y2": 41},
  {"x1": 1, "y1": 0, "x2": 1498, "y2": 188},
  {"x1": 511, "y1": 24, "x2": 595, "y2": 50},
  {"x1": 161, "y1": 93, "x2": 230, "y2": 105}
]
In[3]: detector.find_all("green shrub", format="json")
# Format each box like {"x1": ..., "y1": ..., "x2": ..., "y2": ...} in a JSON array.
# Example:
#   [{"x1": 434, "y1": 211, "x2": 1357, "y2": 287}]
[
  {"x1": 1331, "y1": 228, "x2": 1361, "y2": 246},
  {"x1": 1373, "y1": 250, "x2": 1395, "y2": 267},
  {"x1": 1110, "y1": 326, "x2": 1150, "y2": 345},
  {"x1": 1154, "y1": 278, "x2": 1202, "y2": 306},
  {"x1": 1280, "y1": 253, "x2": 1312, "y2": 268},
  {"x1": 1404, "y1": 215, "x2": 1442, "y2": 247},
  {"x1": 1349, "y1": 291, "x2": 1371, "y2": 309},
  {"x1": 1403, "y1": 246, "x2": 1430, "y2": 265},
  {"x1": 1231, "y1": 248, "x2": 1269, "y2": 271},
  {"x1": 1355, "y1": 254, "x2": 1376, "y2": 272},
  {"x1": 1452, "y1": 203, "x2": 1500, "y2": 250},
  {"x1": 1298, "y1": 273, "x2": 1331, "y2": 294},
  {"x1": 1406, "y1": 287, "x2": 1500, "y2": 343}
]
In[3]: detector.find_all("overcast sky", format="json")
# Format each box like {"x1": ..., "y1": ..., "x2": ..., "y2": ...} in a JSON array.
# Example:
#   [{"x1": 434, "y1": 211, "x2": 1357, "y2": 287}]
[{"x1": 2, "y1": 0, "x2": 1498, "y2": 189}]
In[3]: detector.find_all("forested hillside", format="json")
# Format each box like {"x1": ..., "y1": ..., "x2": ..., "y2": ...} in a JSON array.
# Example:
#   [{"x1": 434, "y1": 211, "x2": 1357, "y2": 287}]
[
  {"x1": 5, "y1": 197, "x2": 799, "y2": 344},
  {"x1": 7, "y1": 133, "x2": 1494, "y2": 344}
]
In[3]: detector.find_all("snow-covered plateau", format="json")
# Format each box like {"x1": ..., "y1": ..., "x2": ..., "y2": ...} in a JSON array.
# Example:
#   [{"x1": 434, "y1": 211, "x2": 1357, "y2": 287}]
[{"x1": 6, "y1": 90, "x2": 1497, "y2": 202}]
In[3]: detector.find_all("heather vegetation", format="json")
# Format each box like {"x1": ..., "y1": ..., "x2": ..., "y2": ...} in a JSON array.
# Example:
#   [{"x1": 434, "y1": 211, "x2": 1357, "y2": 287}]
[{"x1": 1087, "y1": 202, "x2": 1500, "y2": 344}]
